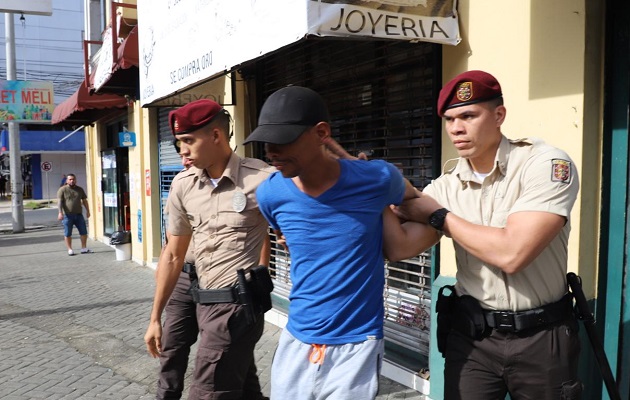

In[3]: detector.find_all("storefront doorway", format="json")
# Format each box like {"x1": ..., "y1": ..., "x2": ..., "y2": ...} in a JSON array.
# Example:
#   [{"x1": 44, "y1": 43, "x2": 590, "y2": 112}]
[
  {"x1": 101, "y1": 148, "x2": 129, "y2": 236},
  {"x1": 101, "y1": 118, "x2": 131, "y2": 238}
]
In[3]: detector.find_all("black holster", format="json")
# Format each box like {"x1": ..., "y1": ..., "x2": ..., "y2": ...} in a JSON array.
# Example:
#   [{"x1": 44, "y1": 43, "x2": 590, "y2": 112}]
[
  {"x1": 436, "y1": 285, "x2": 457, "y2": 355},
  {"x1": 451, "y1": 294, "x2": 487, "y2": 340},
  {"x1": 436, "y1": 286, "x2": 488, "y2": 356},
  {"x1": 237, "y1": 266, "x2": 274, "y2": 325},
  {"x1": 247, "y1": 265, "x2": 274, "y2": 314}
]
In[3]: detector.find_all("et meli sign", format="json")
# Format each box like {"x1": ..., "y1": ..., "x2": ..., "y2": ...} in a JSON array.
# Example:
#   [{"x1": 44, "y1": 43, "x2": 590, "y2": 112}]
[{"x1": 0, "y1": 80, "x2": 55, "y2": 124}]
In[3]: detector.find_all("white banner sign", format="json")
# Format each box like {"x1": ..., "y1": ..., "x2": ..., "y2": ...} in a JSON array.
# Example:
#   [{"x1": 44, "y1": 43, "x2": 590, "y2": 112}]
[
  {"x1": 93, "y1": 28, "x2": 114, "y2": 92},
  {"x1": 138, "y1": 0, "x2": 460, "y2": 106},
  {"x1": 138, "y1": 0, "x2": 307, "y2": 106}
]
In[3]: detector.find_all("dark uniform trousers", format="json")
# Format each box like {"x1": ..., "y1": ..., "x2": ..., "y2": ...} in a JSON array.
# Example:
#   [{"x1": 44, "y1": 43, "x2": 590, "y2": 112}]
[
  {"x1": 157, "y1": 271, "x2": 198, "y2": 399},
  {"x1": 188, "y1": 301, "x2": 265, "y2": 400},
  {"x1": 444, "y1": 318, "x2": 582, "y2": 400}
]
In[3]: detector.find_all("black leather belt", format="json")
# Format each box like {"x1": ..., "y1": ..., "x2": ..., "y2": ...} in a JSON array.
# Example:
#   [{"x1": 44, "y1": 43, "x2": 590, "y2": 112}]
[
  {"x1": 483, "y1": 293, "x2": 573, "y2": 333},
  {"x1": 182, "y1": 262, "x2": 196, "y2": 274},
  {"x1": 191, "y1": 286, "x2": 239, "y2": 304}
]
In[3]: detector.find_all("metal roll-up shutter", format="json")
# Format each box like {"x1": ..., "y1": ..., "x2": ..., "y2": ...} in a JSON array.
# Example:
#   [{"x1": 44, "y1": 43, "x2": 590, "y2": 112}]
[
  {"x1": 158, "y1": 107, "x2": 180, "y2": 242},
  {"x1": 246, "y1": 37, "x2": 441, "y2": 368}
]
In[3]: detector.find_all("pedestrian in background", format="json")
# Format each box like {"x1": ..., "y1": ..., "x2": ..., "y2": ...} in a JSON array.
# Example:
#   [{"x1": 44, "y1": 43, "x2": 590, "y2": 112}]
[
  {"x1": 144, "y1": 99, "x2": 273, "y2": 400},
  {"x1": 0, "y1": 173, "x2": 7, "y2": 198},
  {"x1": 394, "y1": 70, "x2": 582, "y2": 399},
  {"x1": 57, "y1": 173, "x2": 93, "y2": 256}
]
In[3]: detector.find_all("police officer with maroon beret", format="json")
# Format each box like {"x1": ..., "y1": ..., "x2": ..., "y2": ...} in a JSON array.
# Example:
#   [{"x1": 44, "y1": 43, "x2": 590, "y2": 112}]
[
  {"x1": 144, "y1": 99, "x2": 273, "y2": 400},
  {"x1": 394, "y1": 71, "x2": 582, "y2": 399}
]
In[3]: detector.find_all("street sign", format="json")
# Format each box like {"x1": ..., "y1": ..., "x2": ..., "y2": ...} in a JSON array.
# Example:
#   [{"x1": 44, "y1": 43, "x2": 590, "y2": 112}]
[{"x1": 41, "y1": 161, "x2": 52, "y2": 172}]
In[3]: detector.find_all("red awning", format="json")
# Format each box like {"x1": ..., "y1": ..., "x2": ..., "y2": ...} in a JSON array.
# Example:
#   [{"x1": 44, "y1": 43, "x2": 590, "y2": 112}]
[
  {"x1": 93, "y1": 25, "x2": 139, "y2": 96},
  {"x1": 116, "y1": 25, "x2": 139, "y2": 70},
  {"x1": 52, "y1": 83, "x2": 128, "y2": 125}
]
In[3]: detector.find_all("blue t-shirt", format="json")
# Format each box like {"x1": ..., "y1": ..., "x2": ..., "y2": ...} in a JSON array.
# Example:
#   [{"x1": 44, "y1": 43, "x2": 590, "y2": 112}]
[{"x1": 256, "y1": 159, "x2": 405, "y2": 344}]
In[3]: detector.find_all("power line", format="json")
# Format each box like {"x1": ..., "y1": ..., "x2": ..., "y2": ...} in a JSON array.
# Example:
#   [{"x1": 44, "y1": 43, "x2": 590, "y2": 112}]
[
  {"x1": 0, "y1": 23, "x2": 83, "y2": 32},
  {"x1": 7, "y1": 37, "x2": 86, "y2": 44},
  {"x1": 0, "y1": 60, "x2": 84, "y2": 70}
]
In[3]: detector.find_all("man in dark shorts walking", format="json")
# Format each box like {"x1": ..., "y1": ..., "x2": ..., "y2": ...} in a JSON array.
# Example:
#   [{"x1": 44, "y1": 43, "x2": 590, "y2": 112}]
[{"x1": 57, "y1": 173, "x2": 92, "y2": 256}]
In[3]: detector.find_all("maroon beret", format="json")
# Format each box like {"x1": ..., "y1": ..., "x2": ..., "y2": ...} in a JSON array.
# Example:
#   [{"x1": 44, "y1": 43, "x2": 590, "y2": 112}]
[
  {"x1": 437, "y1": 70, "x2": 502, "y2": 117},
  {"x1": 169, "y1": 99, "x2": 223, "y2": 136}
]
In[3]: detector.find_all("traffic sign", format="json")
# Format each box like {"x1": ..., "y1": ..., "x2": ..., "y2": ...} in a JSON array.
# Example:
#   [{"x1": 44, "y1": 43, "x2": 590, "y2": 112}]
[{"x1": 41, "y1": 161, "x2": 52, "y2": 172}]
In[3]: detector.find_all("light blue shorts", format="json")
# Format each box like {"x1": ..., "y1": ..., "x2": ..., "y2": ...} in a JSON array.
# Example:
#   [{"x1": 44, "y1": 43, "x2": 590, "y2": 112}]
[{"x1": 270, "y1": 329, "x2": 383, "y2": 400}]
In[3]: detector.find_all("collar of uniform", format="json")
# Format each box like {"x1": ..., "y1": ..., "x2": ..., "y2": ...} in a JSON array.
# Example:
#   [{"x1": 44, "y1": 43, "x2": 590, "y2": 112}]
[
  {"x1": 454, "y1": 135, "x2": 510, "y2": 184},
  {"x1": 194, "y1": 152, "x2": 242, "y2": 186}
]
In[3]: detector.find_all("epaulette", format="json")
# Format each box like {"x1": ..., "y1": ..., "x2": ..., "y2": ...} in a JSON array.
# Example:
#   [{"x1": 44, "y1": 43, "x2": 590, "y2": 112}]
[
  {"x1": 172, "y1": 166, "x2": 199, "y2": 183},
  {"x1": 441, "y1": 158, "x2": 459, "y2": 175},
  {"x1": 241, "y1": 157, "x2": 274, "y2": 172},
  {"x1": 509, "y1": 137, "x2": 535, "y2": 147}
]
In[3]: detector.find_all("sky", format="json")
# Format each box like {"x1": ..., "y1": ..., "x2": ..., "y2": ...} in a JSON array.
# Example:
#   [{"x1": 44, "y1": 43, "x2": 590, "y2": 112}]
[{"x1": 0, "y1": 0, "x2": 86, "y2": 105}]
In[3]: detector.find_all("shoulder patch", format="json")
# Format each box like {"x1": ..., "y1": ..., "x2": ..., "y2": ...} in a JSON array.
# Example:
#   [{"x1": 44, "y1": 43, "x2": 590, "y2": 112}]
[{"x1": 551, "y1": 159, "x2": 571, "y2": 183}]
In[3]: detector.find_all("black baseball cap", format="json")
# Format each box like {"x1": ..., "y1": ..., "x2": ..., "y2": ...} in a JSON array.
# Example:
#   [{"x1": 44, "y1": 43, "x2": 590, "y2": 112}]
[{"x1": 244, "y1": 86, "x2": 330, "y2": 145}]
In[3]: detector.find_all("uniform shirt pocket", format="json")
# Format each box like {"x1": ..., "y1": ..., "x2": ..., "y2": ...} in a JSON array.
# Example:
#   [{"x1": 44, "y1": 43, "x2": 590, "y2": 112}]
[{"x1": 223, "y1": 210, "x2": 260, "y2": 251}]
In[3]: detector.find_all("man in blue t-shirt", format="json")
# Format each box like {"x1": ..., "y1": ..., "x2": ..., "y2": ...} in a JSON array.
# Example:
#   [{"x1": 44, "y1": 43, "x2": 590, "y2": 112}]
[{"x1": 244, "y1": 86, "x2": 434, "y2": 399}]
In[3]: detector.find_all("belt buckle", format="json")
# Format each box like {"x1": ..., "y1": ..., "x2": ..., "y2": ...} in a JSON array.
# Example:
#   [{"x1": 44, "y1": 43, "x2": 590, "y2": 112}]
[{"x1": 493, "y1": 312, "x2": 516, "y2": 332}]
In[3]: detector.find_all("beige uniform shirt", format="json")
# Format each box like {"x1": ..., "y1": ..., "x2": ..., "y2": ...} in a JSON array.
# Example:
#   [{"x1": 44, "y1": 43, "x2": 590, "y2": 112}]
[
  {"x1": 164, "y1": 172, "x2": 195, "y2": 265},
  {"x1": 167, "y1": 153, "x2": 274, "y2": 289},
  {"x1": 424, "y1": 136, "x2": 579, "y2": 311}
]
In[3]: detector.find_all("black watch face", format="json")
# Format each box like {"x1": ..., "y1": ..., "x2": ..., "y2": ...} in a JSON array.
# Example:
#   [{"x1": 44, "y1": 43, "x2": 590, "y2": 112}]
[{"x1": 430, "y1": 209, "x2": 446, "y2": 230}]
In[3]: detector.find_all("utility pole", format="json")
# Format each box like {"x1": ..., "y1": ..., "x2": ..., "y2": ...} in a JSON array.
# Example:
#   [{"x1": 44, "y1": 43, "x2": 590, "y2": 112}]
[{"x1": 4, "y1": 13, "x2": 25, "y2": 233}]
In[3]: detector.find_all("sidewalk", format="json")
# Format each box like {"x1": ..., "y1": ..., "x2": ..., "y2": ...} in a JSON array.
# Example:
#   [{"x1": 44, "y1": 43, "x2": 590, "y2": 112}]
[{"x1": 0, "y1": 226, "x2": 427, "y2": 399}]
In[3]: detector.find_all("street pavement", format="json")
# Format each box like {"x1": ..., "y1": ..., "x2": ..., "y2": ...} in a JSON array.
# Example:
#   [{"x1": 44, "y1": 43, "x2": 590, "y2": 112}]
[{"x1": 0, "y1": 200, "x2": 426, "y2": 400}]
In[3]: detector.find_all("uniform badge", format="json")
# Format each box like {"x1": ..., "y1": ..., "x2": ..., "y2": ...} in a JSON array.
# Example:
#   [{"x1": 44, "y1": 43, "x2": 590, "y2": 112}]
[
  {"x1": 551, "y1": 159, "x2": 571, "y2": 183},
  {"x1": 232, "y1": 191, "x2": 247, "y2": 212},
  {"x1": 173, "y1": 118, "x2": 180, "y2": 133},
  {"x1": 456, "y1": 82, "x2": 473, "y2": 102}
]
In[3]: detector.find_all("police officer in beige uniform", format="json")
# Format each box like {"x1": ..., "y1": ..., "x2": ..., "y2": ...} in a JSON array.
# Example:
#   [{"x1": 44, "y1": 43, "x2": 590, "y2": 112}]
[
  {"x1": 144, "y1": 99, "x2": 274, "y2": 400},
  {"x1": 394, "y1": 70, "x2": 582, "y2": 399},
  {"x1": 155, "y1": 148, "x2": 199, "y2": 400}
]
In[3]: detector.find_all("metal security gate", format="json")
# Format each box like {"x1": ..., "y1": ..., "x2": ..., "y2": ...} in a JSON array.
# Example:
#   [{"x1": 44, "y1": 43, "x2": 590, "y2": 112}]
[
  {"x1": 243, "y1": 37, "x2": 441, "y2": 371},
  {"x1": 157, "y1": 107, "x2": 180, "y2": 242}
]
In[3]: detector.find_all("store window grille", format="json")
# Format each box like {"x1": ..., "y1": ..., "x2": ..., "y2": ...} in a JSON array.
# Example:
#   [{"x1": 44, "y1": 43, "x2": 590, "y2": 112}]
[
  {"x1": 157, "y1": 108, "x2": 179, "y2": 244},
  {"x1": 243, "y1": 37, "x2": 441, "y2": 367}
]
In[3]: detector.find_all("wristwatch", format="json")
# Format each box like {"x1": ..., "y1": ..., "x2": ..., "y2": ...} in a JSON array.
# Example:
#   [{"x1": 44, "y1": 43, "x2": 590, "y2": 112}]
[{"x1": 429, "y1": 208, "x2": 450, "y2": 231}]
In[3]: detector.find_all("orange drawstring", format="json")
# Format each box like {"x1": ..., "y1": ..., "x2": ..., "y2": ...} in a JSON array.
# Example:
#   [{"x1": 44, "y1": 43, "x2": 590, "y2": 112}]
[{"x1": 309, "y1": 344, "x2": 327, "y2": 365}]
